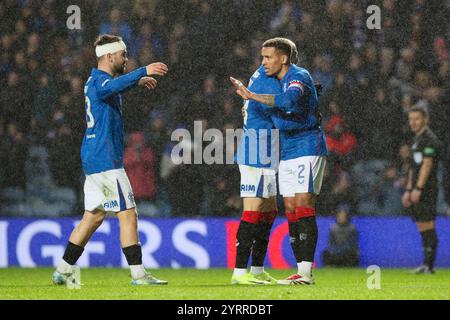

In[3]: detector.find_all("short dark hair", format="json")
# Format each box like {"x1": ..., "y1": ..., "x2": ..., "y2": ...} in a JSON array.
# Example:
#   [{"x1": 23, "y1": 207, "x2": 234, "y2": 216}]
[
  {"x1": 94, "y1": 34, "x2": 122, "y2": 47},
  {"x1": 408, "y1": 104, "x2": 429, "y2": 118},
  {"x1": 290, "y1": 42, "x2": 299, "y2": 64},
  {"x1": 263, "y1": 37, "x2": 298, "y2": 64}
]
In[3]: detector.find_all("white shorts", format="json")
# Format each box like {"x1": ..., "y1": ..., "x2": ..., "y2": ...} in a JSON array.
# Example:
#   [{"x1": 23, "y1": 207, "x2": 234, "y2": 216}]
[
  {"x1": 84, "y1": 168, "x2": 136, "y2": 213},
  {"x1": 239, "y1": 165, "x2": 277, "y2": 198},
  {"x1": 278, "y1": 156, "x2": 326, "y2": 197}
]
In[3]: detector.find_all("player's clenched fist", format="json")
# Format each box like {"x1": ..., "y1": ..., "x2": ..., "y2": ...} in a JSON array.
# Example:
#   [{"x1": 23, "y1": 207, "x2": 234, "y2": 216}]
[
  {"x1": 138, "y1": 77, "x2": 157, "y2": 90},
  {"x1": 146, "y1": 62, "x2": 168, "y2": 76}
]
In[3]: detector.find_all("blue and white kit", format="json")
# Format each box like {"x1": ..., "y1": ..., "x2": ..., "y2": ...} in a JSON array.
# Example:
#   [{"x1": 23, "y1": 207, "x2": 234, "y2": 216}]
[
  {"x1": 81, "y1": 67, "x2": 147, "y2": 212},
  {"x1": 236, "y1": 66, "x2": 281, "y2": 198},
  {"x1": 269, "y1": 64, "x2": 328, "y2": 196}
]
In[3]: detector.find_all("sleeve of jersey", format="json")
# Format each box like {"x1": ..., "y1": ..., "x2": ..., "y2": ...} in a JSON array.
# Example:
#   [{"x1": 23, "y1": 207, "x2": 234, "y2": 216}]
[
  {"x1": 422, "y1": 145, "x2": 437, "y2": 158},
  {"x1": 95, "y1": 66, "x2": 147, "y2": 100},
  {"x1": 273, "y1": 79, "x2": 305, "y2": 112}
]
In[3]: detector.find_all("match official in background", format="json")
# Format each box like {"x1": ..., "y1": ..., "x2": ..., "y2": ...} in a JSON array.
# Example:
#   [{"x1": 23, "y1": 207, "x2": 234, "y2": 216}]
[
  {"x1": 52, "y1": 34, "x2": 169, "y2": 285},
  {"x1": 402, "y1": 105, "x2": 442, "y2": 274}
]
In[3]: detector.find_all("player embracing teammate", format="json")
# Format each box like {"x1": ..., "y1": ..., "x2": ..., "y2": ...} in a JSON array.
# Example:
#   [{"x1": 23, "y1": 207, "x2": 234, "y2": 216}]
[
  {"x1": 52, "y1": 34, "x2": 168, "y2": 286},
  {"x1": 230, "y1": 64, "x2": 282, "y2": 285},
  {"x1": 231, "y1": 38, "x2": 328, "y2": 285}
]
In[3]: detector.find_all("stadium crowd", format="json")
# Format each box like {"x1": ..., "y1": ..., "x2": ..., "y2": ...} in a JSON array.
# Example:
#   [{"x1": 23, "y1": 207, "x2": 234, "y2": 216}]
[{"x1": 0, "y1": 0, "x2": 449, "y2": 218}]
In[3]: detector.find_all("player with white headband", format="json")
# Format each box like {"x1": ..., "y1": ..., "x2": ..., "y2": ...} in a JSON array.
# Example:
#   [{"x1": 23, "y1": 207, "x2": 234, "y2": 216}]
[
  {"x1": 94, "y1": 39, "x2": 127, "y2": 57},
  {"x1": 52, "y1": 34, "x2": 169, "y2": 286}
]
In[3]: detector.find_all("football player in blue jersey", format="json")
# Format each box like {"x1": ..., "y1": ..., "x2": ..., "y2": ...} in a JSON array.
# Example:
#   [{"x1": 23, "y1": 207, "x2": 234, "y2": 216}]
[
  {"x1": 52, "y1": 34, "x2": 169, "y2": 286},
  {"x1": 231, "y1": 66, "x2": 282, "y2": 285},
  {"x1": 231, "y1": 38, "x2": 328, "y2": 285}
]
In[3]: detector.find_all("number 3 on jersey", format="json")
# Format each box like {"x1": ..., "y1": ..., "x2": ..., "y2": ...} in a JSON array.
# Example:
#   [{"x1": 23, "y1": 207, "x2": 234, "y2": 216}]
[
  {"x1": 85, "y1": 96, "x2": 95, "y2": 128},
  {"x1": 242, "y1": 100, "x2": 249, "y2": 126}
]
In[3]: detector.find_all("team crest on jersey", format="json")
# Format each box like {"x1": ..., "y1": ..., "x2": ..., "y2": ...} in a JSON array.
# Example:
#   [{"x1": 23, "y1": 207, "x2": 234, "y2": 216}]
[
  {"x1": 128, "y1": 192, "x2": 135, "y2": 203},
  {"x1": 413, "y1": 152, "x2": 423, "y2": 164},
  {"x1": 102, "y1": 186, "x2": 111, "y2": 197}
]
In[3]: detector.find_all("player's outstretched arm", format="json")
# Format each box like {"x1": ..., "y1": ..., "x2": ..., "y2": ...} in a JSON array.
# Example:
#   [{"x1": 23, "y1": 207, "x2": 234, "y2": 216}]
[
  {"x1": 96, "y1": 63, "x2": 168, "y2": 99},
  {"x1": 230, "y1": 76, "x2": 305, "y2": 113},
  {"x1": 146, "y1": 62, "x2": 168, "y2": 77},
  {"x1": 96, "y1": 67, "x2": 147, "y2": 99}
]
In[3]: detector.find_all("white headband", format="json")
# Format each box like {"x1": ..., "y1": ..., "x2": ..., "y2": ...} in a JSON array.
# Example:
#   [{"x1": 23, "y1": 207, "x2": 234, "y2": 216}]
[{"x1": 95, "y1": 40, "x2": 127, "y2": 58}]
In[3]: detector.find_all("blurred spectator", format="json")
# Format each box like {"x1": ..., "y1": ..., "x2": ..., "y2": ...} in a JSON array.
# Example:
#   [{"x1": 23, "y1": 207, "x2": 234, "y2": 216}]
[
  {"x1": 269, "y1": 0, "x2": 302, "y2": 36},
  {"x1": 130, "y1": 22, "x2": 164, "y2": 60},
  {"x1": 395, "y1": 143, "x2": 412, "y2": 190},
  {"x1": 376, "y1": 164, "x2": 404, "y2": 215},
  {"x1": 311, "y1": 54, "x2": 334, "y2": 94},
  {"x1": 395, "y1": 47, "x2": 416, "y2": 84},
  {"x1": 124, "y1": 132, "x2": 157, "y2": 201},
  {"x1": 47, "y1": 123, "x2": 80, "y2": 189},
  {"x1": 31, "y1": 74, "x2": 55, "y2": 130},
  {"x1": 346, "y1": 53, "x2": 367, "y2": 88},
  {"x1": 1, "y1": 71, "x2": 32, "y2": 132},
  {"x1": 207, "y1": 164, "x2": 241, "y2": 216},
  {"x1": 144, "y1": 110, "x2": 170, "y2": 185},
  {"x1": 205, "y1": 122, "x2": 241, "y2": 216},
  {"x1": 2, "y1": 123, "x2": 27, "y2": 189},
  {"x1": 324, "y1": 72, "x2": 351, "y2": 115},
  {"x1": 131, "y1": 0, "x2": 158, "y2": 32},
  {"x1": 211, "y1": 98, "x2": 242, "y2": 129},
  {"x1": 225, "y1": 43, "x2": 253, "y2": 80},
  {"x1": 0, "y1": 1, "x2": 448, "y2": 217},
  {"x1": 317, "y1": 166, "x2": 357, "y2": 216},
  {"x1": 166, "y1": 157, "x2": 205, "y2": 217},
  {"x1": 0, "y1": 119, "x2": 8, "y2": 187},
  {"x1": 198, "y1": 75, "x2": 219, "y2": 118},
  {"x1": 322, "y1": 205, "x2": 360, "y2": 267},
  {"x1": 324, "y1": 115, "x2": 357, "y2": 170},
  {"x1": 365, "y1": 88, "x2": 404, "y2": 160},
  {"x1": 379, "y1": 47, "x2": 395, "y2": 82},
  {"x1": 99, "y1": 7, "x2": 133, "y2": 44},
  {"x1": 363, "y1": 42, "x2": 380, "y2": 85}
]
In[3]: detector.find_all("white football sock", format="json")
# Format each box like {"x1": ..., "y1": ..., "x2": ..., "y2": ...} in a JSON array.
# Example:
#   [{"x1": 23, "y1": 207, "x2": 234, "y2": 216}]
[
  {"x1": 297, "y1": 261, "x2": 313, "y2": 276},
  {"x1": 130, "y1": 264, "x2": 146, "y2": 280},
  {"x1": 56, "y1": 259, "x2": 72, "y2": 274},
  {"x1": 233, "y1": 268, "x2": 248, "y2": 277},
  {"x1": 250, "y1": 266, "x2": 264, "y2": 275}
]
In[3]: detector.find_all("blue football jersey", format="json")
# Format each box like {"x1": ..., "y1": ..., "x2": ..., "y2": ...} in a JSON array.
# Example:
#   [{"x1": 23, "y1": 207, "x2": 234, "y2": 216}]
[
  {"x1": 270, "y1": 64, "x2": 328, "y2": 160},
  {"x1": 81, "y1": 67, "x2": 147, "y2": 174},
  {"x1": 235, "y1": 65, "x2": 282, "y2": 168}
]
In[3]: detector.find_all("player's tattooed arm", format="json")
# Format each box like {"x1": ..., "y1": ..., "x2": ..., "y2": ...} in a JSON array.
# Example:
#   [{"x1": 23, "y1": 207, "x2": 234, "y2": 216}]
[
  {"x1": 230, "y1": 77, "x2": 275, "y2": 106},
  {"x1": 249, "y1": 94, "x2": 275, "y2": 107}
]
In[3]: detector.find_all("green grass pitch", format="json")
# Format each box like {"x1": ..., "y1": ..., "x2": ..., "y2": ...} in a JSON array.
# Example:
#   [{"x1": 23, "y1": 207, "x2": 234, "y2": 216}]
[{"x1": 0, "y1": 268, "x2": 449, "y2": 300}]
